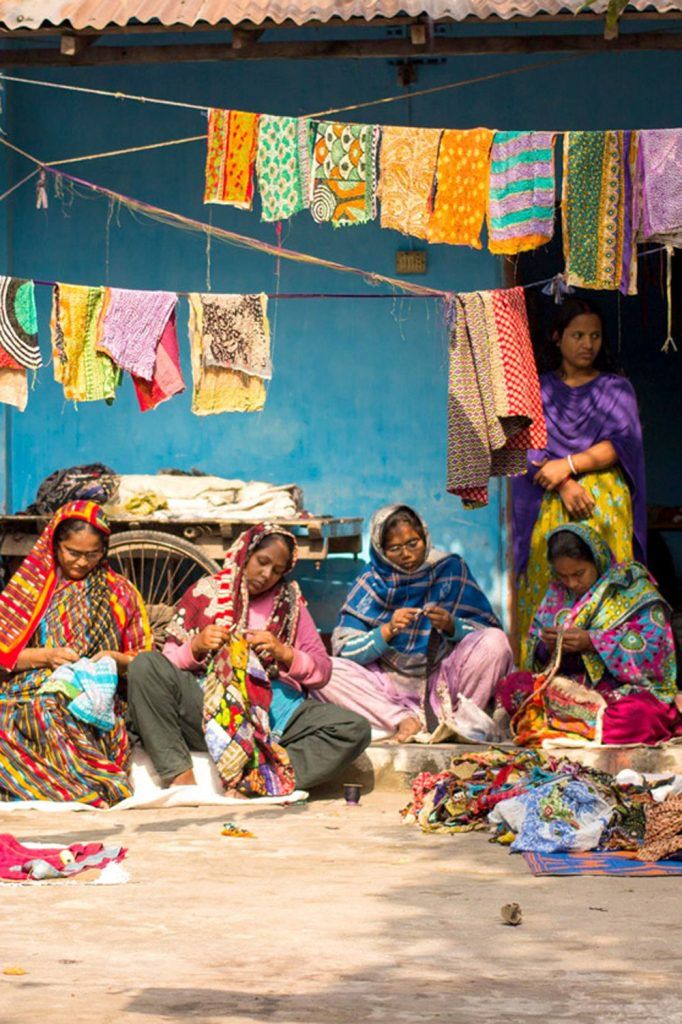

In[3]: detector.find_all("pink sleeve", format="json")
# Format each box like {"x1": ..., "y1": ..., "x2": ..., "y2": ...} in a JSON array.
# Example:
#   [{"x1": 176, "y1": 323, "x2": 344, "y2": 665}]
[
  {"x1": 278, "y1": 602, "x2": 332, "y2": 692},
  {"x1": 162, "y1": 638, "x2": 207, "y2": 674}
]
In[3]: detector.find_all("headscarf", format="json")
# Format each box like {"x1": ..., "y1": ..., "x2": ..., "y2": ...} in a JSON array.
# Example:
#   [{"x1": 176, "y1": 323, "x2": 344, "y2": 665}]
[
  {"x1": 0, "y1": 501, "x2": 112, "y2": 671},
  {"x1": 166, "y1": 522, "x2": 301, "y2": 680},
  {"x1": 334, "y1": 505, "x2": 499, "y2": 677},
  {"x1": 529, "y1": 522, "x2": 676, "y2": 695},
  {"x1": 511, "y1": 372, "x2": 647, "y2": 578},
  {"x1": 167, "y1": 523, "x2": 303, "y2": 796}
]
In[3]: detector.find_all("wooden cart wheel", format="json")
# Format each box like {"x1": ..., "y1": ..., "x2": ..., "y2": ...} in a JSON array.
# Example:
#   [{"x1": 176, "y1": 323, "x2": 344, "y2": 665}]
[{"x1": 108, "y1": 530, "x2": 221, "y2": 646}]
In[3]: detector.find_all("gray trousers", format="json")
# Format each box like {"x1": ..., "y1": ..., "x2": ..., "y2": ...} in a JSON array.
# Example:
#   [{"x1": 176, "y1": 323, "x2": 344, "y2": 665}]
[{"x1": 126, "y1": 651, "x2": 371, "y2": 790}]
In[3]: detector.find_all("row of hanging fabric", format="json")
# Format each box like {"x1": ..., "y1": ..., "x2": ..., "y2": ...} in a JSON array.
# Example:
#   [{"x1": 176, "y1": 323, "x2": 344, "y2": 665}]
[
  {"x1": 0, "y1": 277, "x2": 271, "y2": 415},
  {"x1": 207, "y1": 114, "x2": 682, "y2": 292},
  {"x1": 0, "y1": 266, "x2": 547, "y2": 508},
  {"x1": 0, "y1": 266, "x2": 572, "y2": 509}
]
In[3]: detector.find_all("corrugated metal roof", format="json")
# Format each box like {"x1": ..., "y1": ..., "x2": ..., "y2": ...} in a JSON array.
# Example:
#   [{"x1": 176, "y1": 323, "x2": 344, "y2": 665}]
[{"x1": 1, "y1": 0, "x2": 681, "y2": 31}]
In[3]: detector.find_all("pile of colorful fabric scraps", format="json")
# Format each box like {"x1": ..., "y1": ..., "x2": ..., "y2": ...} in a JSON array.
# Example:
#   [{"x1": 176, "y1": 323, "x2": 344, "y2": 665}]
[
  {"x1": 51, "y1": 283, "x2": 184, "y2": 409},
  {"x1": 447, "y1": 286, "x2": 547, "y2": 508},
  {"x1": 401, "y1": 747, "x2": 682, "y2": 862},
  {"x1": 0, "y1": 275, "x2": 42, "y2": 412},
  {"x1": 38, "y1": 656, "x2": 119, "y2": 732},
  {"x1": 25, "y1": 462, "x2": 119, "y2": 514},
  {"x1": 0, "y1": 833, "x2": 126, "y2": 881},
  {"x1": 187, "y1": 292, "x2": 271, "y2": 414}
]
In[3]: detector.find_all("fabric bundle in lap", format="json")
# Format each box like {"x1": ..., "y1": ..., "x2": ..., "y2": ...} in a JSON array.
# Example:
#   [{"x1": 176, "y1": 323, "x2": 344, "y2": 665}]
[
  {"x1": 97, "y1": 288, "x2": 177, "y2": 381},
  {"x1": 187, "y1": 293, "x2": 270, "y2": 414},
  {"x1": 447, "y1": 287, "x2": 546, "y2": 508},
  {"x1": 377, "y1": 126, "x2": 442, "y2": 238},
  {"x1": 636, "y1": 129, "x2": 682, "y2": 245},
  {"x1": 51, "y1": 284, "x2": 120, "y2": 403},
  {"x1": 310, "y1": 121, "x2": 379, "y2": 227},
  {"x1": 166, "y1": 524, "x2": 301, "y2": 796},
  {"x1": 256, "y1": 114, "x2": 308, "y2": 222},
  {"x1": 427, "y1": 128, "x2": 494, "y2": 247},
  {"x1": 132, "y1": 313, "x2": 186, "y2": 412},
  {"x1": 204, "y1": 109, "x2": 260, "y2": 209},
  {"x1": 562, "y1": 130, "x2": 638, "y2": 294},
  {"x1": 487, "y1": 131, "x2": 556, "y2": 254}
]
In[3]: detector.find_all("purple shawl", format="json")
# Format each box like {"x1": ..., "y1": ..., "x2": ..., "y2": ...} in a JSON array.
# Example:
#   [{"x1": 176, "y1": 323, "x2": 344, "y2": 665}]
[{"x1": 511, "y1": 372, "x2": 646, "y2": 578}]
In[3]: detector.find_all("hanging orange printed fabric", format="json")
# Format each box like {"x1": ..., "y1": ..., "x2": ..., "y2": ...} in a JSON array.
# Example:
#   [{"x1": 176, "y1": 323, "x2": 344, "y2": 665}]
[
  {"x1": 204, "y1": 109, "x2": 260, "y2": 210},
  {"x1": 378, "y1": 126, "x2": 442, "y2": 239},
  {"x1": 428, "y1": 128, "x2": 494, "y2": 248}
]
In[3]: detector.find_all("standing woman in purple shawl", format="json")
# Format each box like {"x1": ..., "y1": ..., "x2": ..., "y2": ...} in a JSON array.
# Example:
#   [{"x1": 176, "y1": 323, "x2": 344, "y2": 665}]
[{"x1": 512, "y1": 298, "x2": 646, "y2": 663}]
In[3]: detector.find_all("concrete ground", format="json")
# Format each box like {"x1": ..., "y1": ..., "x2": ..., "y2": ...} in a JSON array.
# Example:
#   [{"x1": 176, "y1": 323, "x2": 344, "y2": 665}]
[{"x1": 1, "y1": 787, "x2": 680, "y2": 1024}]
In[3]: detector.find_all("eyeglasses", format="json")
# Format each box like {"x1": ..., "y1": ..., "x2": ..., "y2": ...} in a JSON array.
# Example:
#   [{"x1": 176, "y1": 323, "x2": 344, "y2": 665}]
[
  {"x1": 59, "y1": 543, "x2": 104, "y2": 564},
  {"x1": 385, "y1": 538, "x2": 423, "y2": 556}
]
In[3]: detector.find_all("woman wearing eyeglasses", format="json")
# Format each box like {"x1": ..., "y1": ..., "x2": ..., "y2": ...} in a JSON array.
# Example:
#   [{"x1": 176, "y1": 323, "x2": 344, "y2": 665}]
[
  {"x1": 0, "y1": 501, "x2": 152, "y2": 805},
  {"x1": 313, "y1": 505, "x2": 512, "y2": 743}
]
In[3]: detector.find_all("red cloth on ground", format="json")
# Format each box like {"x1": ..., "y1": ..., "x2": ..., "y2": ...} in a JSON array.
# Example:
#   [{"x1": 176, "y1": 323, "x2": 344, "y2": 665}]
[{"x1": 0, "y1": 833, "x2": 125, "y2": 880}]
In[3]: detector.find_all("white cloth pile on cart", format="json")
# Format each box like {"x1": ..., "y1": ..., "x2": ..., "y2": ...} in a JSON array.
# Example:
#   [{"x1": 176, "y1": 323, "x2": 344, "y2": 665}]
[{"x1": 110, "y1": 474, "x2": 303, "y2": 521}]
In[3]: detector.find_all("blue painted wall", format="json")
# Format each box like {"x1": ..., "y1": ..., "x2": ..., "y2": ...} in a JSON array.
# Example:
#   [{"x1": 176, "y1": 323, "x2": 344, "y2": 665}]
[{"x1": 1, "y1": 45, "x2": 681, "y2": 625}]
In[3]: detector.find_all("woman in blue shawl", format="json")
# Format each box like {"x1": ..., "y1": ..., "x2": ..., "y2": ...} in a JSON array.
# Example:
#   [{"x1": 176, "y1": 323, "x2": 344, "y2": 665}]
[{"x1": 313, "y1": 505, "x2": 512, "y2": 742}]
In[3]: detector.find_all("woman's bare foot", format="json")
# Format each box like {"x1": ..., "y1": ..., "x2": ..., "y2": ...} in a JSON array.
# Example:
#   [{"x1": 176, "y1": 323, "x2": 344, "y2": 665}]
[
  {"x1": 390, "y1": 715, "x2": 422, "y2": 744},
  {"x1": 169, "y1": 768, "x2": 197, "y2": 786},
  {"x1": 225, "y1": 787, "x2": 247, "y2": 800}
]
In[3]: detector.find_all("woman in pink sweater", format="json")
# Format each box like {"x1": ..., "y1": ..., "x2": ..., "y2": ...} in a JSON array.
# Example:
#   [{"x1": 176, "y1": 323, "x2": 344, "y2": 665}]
[{"x1": 127, "y1": 525, "x2": 370, "y2": 796}]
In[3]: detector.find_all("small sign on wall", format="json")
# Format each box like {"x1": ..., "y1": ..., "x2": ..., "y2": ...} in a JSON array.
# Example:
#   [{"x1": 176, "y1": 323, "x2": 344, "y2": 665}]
[{"x1": 395, "y1": 250, "x2": 427, "y2": 275}]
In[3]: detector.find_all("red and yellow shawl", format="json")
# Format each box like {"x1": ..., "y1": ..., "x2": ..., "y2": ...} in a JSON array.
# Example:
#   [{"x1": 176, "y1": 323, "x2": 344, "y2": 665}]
[{"x1": 0, "y1": 500, "x2": 151, "y2": 670}]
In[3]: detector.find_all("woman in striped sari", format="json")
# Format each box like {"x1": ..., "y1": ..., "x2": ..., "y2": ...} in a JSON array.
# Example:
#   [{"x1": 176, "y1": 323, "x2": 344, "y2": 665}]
[{"x1": 0, "y1": 501, "x2": 151, "y2": 806}]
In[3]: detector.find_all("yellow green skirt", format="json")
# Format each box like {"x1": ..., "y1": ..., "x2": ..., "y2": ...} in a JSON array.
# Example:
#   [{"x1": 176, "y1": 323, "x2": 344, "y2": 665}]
[{"x1": 517, "y1": 468, "x2": 634, "y2": 666}]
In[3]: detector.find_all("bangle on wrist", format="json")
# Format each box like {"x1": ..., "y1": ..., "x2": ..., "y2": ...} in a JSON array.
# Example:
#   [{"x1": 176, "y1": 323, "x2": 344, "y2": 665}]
[{"x1": 567, "y1": 454, "x2": 578, "y2": 476}]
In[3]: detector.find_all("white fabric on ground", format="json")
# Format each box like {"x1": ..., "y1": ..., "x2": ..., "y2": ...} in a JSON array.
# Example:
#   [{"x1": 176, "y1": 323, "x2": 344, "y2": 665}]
[{"x1": 0, "y1": 749, "x2": 308, "y2": 812}]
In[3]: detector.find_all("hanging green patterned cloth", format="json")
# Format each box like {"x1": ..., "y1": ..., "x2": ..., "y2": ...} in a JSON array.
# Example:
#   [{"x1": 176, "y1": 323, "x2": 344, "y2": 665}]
[
  {"x1": 562, "y1": 130, "x2": 638, "y2": 295},
  {"x1": 310, "y1": 121, "x2": 379, "y2": 227},
  {"x1": 256, "y1": 114, "x2": 308, "y2": 223}
]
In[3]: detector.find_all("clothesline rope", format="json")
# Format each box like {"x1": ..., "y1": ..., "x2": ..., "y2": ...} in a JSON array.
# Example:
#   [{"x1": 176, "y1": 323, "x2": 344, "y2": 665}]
[
  {"x1": 0, "y1": 56, "x2": 587, "y2": 128},
  {"x1": 306, "y1": 54, "x2": 590, "y2": 119},
  {"x1": 0, "y1": 135, "x2": 446, "y2": 298},
  {"x1": 47, "y1": 135, "x2": 207, "y2": 168},
  {"x1": 0, "y1": 72, "x2": 209, "y2": 112},
  {"x1": 0, "y1": 168, "x2": 38, "y2": 203}
]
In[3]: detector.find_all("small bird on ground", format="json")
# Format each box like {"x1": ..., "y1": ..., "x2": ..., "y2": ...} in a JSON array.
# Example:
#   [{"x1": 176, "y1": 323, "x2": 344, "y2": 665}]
[{"x1": 500, "y1": 902, "x2": 523, "y2": 926}]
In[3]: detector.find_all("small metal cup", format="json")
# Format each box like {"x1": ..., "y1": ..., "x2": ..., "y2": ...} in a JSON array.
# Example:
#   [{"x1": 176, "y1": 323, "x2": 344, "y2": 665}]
[{"x1": 343, "y1": 783, "x2": 362, "y2": 806}]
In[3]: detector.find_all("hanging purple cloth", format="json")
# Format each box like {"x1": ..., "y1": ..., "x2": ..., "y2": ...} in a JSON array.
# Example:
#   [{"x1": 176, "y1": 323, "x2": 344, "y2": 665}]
[
  {"x1": 636, "y1": 128, "x2": 682, "y2": 244},
  {"x1": 511, "y1": 372, "x2": 647, "y2": 578}
]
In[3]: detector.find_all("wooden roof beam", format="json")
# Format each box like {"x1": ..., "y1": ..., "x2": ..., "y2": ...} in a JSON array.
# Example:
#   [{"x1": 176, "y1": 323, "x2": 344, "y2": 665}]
[{"x1": 0, "y1": 30, "x2": 681, "y2": 66}]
